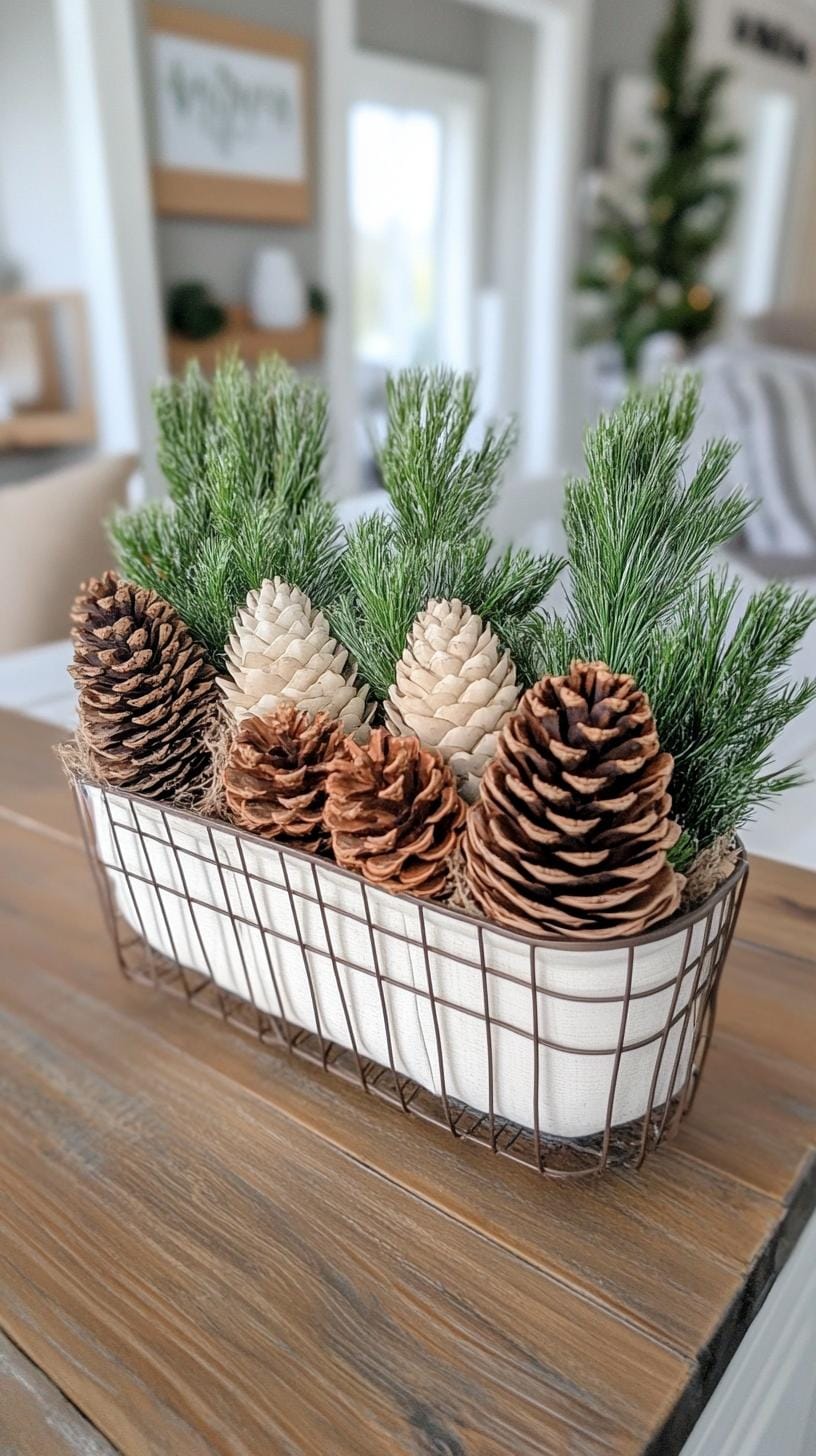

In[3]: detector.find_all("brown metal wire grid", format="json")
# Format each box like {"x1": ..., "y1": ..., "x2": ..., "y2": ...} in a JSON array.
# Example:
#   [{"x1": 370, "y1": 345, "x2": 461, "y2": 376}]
[{"x1": 72, "y1": 774, "x2": 748, "y2": 1179}]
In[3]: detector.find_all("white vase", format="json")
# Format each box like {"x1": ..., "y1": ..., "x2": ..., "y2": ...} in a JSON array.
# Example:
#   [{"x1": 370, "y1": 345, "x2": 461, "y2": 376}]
[{"x1": 248, "y1": 248, "x2": 306, "y2": 331}]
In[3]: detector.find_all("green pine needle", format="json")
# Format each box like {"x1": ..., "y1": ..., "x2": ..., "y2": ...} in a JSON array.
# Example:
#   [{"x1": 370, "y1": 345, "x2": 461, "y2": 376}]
[
  {"x1": 539, "y1": 372, "x2": 816, "y2": 860},
  {"x1": 377, "y1": 368, "x2": 517, "y2": 542},
  {"x1": 648, "y1": 571, "x2": 816, "y2": 856},
  {"x1": 110, "y1": 354, "x2": 339, "y2": 664},
  {"x1": 331, "y1": 369, "x2": 563, "y2": 697},
  {"x1": 562, "y1": 374, "x2": 753, "y2": 678}
]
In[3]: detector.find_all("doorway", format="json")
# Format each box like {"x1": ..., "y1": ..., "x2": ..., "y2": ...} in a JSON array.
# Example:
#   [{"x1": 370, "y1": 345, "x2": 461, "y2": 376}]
[{"x1": 347, "y1": 51, "x2": 484, "y2": 484}]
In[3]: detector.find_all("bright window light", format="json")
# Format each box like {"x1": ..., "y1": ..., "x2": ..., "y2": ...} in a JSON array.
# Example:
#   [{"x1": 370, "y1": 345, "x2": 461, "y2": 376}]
[{"x1": 349, "y1": 102, "x2": 442, "y2": 367}]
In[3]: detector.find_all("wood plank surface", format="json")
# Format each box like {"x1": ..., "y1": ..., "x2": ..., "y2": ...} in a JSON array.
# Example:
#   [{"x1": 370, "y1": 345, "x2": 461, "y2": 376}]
[
  {"x1": 0, "y1": 1330, "x2": 116, "y2": 1456},
  {"x1": 1, "y1": 708, "x2": 815, "y2": 1456},
  {"x1": 0, "y1": 821, "x2": 777, "y2": 1360},
  {"x1": 735, "y1": 853, "x2": 816, "y2": 963},
  {"x1": 0, "y1": 710, "x2": 77, "y2": 842},
  {"x1": 1, "y1": 922, "x2": 692, "y2": 1456}
]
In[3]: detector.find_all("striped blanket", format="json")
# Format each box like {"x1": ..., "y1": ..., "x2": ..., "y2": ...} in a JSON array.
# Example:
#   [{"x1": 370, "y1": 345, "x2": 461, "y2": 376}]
[{"x1": 693, "y1": 343, "x2": 816, "y2": 562}]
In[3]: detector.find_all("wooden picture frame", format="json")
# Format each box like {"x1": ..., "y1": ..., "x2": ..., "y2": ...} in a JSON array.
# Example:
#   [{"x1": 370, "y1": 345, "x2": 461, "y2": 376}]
[{"x1": 149, "y1": 3, "x2": 312, "y2": 224}]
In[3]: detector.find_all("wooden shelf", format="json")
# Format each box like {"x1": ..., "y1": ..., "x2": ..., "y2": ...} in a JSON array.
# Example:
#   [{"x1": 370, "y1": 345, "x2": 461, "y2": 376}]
[
  {"x1": 0, "y1": 291, "x2": 96, "y2": 453},
  {"x1": 167, "y1": 307, "x2": 323, "y2": 372},
  {"x1": 0, "y1": 408, "x2": 96, "y2": 451}
]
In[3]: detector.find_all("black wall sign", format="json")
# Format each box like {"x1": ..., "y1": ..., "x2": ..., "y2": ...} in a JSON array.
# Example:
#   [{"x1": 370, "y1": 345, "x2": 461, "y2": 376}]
[{"x1": 733, "y1": 14, "x2": 810, "y2": 68}]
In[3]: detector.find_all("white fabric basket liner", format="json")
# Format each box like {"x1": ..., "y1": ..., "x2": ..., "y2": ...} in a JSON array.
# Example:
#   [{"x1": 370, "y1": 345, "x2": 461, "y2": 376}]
[{"x1": 85, "y1": 787, "x2": 729, "y2": 1140}]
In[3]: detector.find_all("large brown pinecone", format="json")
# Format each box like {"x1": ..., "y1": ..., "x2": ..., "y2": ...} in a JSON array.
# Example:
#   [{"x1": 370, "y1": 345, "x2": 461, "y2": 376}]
[
  {"x1": 463, "y1": 661, "x2": 683, "y2": 939},
  {"x1": 70, "y1": 571, "x2": 217, "y2": 798},
  {"x1": 223, "y1": 706, "x2": 345, "y2": 854},
  {"x1": 325, "y1": 728, "x2": 466, "y2": 899}
]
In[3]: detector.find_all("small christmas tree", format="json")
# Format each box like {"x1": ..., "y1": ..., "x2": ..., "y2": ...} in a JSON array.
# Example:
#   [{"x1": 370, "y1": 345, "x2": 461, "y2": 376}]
[{"x1": 578, "y1": 0, "x2": 740, "y2": 372}]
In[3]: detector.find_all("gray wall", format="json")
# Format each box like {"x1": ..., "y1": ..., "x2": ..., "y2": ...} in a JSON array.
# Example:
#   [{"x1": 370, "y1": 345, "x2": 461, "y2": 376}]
[
  {"x1": 482, "y1": 12, "x2": 534, "y2": 419},
  {"x1": 584, "y1": 0, "x2": 670, "y2": 165},
  {"x1": 356, "y1": 0, "x2": 488, "y2": 73}
]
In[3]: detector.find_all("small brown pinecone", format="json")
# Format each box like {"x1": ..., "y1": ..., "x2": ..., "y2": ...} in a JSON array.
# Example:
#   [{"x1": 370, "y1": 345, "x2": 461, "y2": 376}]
[
  {"x1": 223, "y1": 706, "x2": 345, "y2": 854},
  {"x1": 70, "y1": 571, "x2": 217, "y2": 799},
  {"x1": 463, "y1": 660, "x2": 683, "y2": 939},
  {"x1": 324, "y1": 728, "x2": 466, "y2": 899}
]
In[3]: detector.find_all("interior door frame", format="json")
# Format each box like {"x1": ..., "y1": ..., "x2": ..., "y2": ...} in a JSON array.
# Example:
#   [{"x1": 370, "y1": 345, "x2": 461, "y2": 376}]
[
  {"x1": 348, "y1": 49, "x2": 486, "y2": 374},
  {"x1": 319, "y1": 0, "x2": 592, "y2": 500}
]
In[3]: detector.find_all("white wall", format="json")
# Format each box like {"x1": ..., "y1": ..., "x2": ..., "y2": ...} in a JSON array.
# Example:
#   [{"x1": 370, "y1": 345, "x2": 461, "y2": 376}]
[
  {"x1": 0, "y1": 0, "x2": 164, "y2": 492},
  {"x1": 55, "y1": 0, "x2": 165, "y2": 495},
  {"x1": 0, "y1": 0, "x2": 80, "y2": 288},
  {"x1": 483, "y1": 13, "x2": 534, "y2": 423},
  {"x1": 696, "y1": 0, "x2": 816, "y2": 310}
]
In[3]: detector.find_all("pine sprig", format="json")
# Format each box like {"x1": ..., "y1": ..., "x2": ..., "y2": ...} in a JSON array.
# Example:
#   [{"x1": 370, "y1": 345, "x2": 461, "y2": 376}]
[
  {"x1": 377, "y1": 368, "x2": 517, "y2": 541},
  {"x1": 649, "y1": 572, "x2": 816, "y2": 864},
  {"x1": 110, "y1": 355, "x2": 337, "y2": 663},
  {"x1": 516, "y1": 376, "x2": 753, "y2": 683},
  {"x1": 553, "y1": 375, "x2": 753, "y2": 680},
  {"x1": 520, "y1": 372, "x2": 816, "y2": 862},
  {"x1": 496, "y1": 612, "x2": 578, "y2": 689},
  {"x1": 331, "y1": 369, "x2": 563, "y2": 697}
]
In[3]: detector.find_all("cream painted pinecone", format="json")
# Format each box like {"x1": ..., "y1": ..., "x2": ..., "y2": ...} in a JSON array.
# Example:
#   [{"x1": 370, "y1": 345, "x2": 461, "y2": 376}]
[
  {"x1": 385, "y1": 598, "x2": 519, "y2": 802},
  {"x1": 218, "y1": 578, "x2": 372, "y2": 737}
]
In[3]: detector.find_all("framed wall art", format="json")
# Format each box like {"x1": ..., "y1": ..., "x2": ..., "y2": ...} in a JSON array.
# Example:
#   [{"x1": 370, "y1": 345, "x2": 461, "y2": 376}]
[{"x1": 149, "y1": 3, "x2": 312, "y2": 224}]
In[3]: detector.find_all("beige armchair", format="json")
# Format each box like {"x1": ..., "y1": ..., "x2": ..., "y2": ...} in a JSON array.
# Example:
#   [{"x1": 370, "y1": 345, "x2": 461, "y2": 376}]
[{"x1": 0, "y1": 453, "x2": 136, "y2": 653}]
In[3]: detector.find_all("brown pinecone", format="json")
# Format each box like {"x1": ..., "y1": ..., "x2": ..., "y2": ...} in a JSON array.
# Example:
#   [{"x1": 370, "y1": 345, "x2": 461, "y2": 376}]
[
  {"x1": 223, "y1": 706, "x2": 345, "y2": 853},
  {"x1": 463, "y1": 660, "x2": 683, "y2": 939},
  {"x1": 324, "y1": 728, "x2": 465, "y2": 899},
  {"x1": 70, "y1": 571, "x2": 217, "y2": 799}
]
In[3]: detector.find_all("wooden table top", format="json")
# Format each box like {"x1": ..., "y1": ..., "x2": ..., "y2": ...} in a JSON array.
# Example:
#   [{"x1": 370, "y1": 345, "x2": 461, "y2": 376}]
[{"x1": 1, "y1": 707, "x2": 814, "y2": 1456}]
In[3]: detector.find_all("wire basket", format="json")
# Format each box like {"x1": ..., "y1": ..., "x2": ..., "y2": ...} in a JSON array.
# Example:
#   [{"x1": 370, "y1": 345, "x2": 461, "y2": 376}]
[{"x1": 72, "y1": 774, "x2": 748, "y2": 1179}]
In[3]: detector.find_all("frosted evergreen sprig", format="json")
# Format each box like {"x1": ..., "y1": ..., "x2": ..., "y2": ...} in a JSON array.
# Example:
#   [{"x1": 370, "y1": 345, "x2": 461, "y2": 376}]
[
  {"x1": 110, "y1": 355, "x2": 339, "y2": 663},
  {"x1": 506, "y1": 373, "x2": 815, "y2": 864},
  {"x1": 515, "y1": 375, "x2": 754, "y2": 686},
  {"x1": 330, "y1": 369, "x2": 563, "y2": 698},
  {"x1": 648, "y1": 572, "x2": 816, "y2": 867},
  {"x1": 564, "y1": 375, "x2": 752, "y2": 678},
  {"x1": 377, "y1": 368, "x2": 516, "y2": 542}
]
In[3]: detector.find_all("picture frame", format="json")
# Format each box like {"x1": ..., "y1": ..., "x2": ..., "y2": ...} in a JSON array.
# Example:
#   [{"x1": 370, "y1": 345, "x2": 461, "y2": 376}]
[{"x1": 149, "y1": 3, "x2": 312, "y2": 224}]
